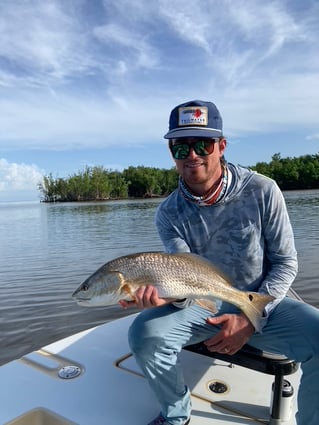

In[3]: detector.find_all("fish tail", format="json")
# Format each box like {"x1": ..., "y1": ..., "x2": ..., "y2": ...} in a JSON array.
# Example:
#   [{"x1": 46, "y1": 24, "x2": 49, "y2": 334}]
[{"x1": 241, "y1": 292, "x2": 274, "y2": 332}]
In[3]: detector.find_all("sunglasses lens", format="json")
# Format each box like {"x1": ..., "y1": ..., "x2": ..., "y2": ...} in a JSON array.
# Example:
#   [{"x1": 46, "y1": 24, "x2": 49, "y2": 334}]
[
  {"x1": 170, "y1": 140, "x2": 217, "y2": 159},
  {"x1": 193, "y1": 141, "x2": 214, "y2": 156},
  {"x1": 171, "y1": 144, "x2": 190, "y2": 159}
]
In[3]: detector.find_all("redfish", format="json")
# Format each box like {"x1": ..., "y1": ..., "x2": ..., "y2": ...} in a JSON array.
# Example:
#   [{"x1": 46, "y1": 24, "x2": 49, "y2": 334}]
[{"x1": 72, "y1": 252, "x2": 273, "y2": 331}]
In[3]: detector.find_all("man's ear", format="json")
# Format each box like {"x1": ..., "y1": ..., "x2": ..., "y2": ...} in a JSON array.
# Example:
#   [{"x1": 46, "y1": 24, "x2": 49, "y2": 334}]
[{"x1": 219, "y1": 138, "x2": 227, "y2": 156}]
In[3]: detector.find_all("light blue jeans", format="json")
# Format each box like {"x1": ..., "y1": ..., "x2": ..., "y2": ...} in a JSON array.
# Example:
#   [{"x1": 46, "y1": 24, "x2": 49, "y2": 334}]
[{"x1": 128, "y1": 297, "x2": 319, "y2": 425}]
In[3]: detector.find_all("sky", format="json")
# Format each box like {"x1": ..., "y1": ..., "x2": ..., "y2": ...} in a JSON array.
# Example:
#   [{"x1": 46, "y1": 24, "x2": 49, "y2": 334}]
[{"x1": 0, "y1": 0, "x2": 319, "y2": 201}]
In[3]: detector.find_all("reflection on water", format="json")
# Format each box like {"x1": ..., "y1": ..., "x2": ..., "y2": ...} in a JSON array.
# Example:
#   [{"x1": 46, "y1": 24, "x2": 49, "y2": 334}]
[{"x1": 0, "y1": 192, "x2": 318, "y2": 366}]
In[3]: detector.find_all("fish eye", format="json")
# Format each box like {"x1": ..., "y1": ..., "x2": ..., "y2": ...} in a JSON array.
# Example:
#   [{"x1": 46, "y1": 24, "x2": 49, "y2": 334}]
[{"x1": 82, "y1": 284, "x2": 89, "y2": 291}]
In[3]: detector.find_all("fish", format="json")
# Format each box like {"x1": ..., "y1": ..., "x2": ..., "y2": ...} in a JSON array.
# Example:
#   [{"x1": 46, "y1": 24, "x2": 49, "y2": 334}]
[{"x1": 72, "y1": 252, "x2": 274, "y2": 332}]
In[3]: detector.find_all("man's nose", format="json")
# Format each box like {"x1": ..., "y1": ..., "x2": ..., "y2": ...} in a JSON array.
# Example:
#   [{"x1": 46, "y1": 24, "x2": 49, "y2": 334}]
[{"x1": 188, "y1": 146, "x2": 199, "y2": 158}]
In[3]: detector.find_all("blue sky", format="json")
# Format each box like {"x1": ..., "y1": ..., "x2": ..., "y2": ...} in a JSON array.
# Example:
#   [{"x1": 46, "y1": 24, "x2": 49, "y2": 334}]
[{"x1": 0, "y1": 0, "x2": 319, "y2": 201}]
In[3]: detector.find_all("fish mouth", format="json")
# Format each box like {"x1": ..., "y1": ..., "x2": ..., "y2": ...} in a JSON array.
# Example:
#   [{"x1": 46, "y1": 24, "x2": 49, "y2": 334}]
[
  {"x1": 72, "y1": 296, "x2": 92, "y2": 306},
  {"x1": 75, "y1": 301, "x2": 93, "y2": 307}
]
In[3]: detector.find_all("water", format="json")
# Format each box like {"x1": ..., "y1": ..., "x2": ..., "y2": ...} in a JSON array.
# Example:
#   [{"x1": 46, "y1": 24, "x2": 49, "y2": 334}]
[
  {"x1": 282, "y1": 190, "x2": 319, "y2": 302},
  {"x1": 0, "y1": 192, "x2": 318, "y2": 366}
]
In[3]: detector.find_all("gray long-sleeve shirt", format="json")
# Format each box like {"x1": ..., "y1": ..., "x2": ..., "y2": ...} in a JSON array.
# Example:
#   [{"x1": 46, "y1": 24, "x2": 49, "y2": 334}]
[{"x1": 155, "y1": 163, "x2": 298, "y2": 329}]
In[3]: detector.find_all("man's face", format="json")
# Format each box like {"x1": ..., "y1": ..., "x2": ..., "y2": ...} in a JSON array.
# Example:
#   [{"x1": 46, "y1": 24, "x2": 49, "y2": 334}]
[{"x1": 169, "y1": 137, "x2": 227, "y2": 193}]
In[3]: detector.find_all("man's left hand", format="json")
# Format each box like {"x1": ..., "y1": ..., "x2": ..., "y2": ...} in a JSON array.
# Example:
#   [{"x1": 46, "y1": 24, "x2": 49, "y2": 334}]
[{"x1": 204, "y1": 313, "x2": 255, "y2": 355}]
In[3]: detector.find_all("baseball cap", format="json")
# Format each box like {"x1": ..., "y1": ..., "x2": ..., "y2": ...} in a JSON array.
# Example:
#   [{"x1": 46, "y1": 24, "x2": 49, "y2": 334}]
[{"x1": 164, "y1": 100, "x2": 223, "y2": 139}]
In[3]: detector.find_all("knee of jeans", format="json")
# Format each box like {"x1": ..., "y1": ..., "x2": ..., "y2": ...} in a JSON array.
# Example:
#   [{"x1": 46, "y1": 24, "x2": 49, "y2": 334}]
[
  {"x1": 128, "y1": 315, "x2": 158, "y2": 356},
  {"x1": 128, "y1": 317, "x2": 146, "y2": 353}
]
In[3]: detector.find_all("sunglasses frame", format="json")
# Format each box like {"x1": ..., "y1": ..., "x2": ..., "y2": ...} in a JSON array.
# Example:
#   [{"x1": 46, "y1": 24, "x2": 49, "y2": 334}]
[{"x1": 169, "y1": 138, "x2": 220, "y2": 160}]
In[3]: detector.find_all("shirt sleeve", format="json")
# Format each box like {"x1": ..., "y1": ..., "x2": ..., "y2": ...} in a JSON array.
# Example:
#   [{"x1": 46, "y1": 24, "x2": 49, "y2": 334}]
[{"x1": 155, "y1": 203, "x2": 190, "y2": 254}]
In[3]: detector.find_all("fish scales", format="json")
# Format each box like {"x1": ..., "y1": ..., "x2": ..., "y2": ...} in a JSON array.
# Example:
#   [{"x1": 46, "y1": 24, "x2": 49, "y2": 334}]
[
  {"x1": 104, "y1": 252, "x2": 228, "y2": 297},
  {"x1": 72, "y1": 252, "x2": 274, "y2": 332}
]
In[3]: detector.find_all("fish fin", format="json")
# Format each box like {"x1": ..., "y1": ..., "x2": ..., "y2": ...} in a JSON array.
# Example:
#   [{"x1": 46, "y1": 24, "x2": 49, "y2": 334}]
[
  {"x1": 121, "y1": 283, "x2": 137, "y2": 302},
  {"x1": 241, "y1": 292, "x2": 274, "y2": 332},
  {"x1": 105, "y1": 271, "x2": 137, "y2": 302},
  {"x1": 195, "y1": 299, "x2": 217, "y2": 313}
]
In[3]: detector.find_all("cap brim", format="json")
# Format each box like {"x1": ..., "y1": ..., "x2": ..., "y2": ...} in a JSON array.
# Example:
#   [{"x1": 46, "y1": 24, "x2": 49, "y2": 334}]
[{"x1": 164, "y1": 127, "x2": 222, "y2": 139}]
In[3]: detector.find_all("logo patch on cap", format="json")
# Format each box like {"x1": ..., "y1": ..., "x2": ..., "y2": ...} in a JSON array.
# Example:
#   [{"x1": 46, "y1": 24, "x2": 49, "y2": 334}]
[{"x1": 178, "y1": 106, "x2": 208, "y2": 127}]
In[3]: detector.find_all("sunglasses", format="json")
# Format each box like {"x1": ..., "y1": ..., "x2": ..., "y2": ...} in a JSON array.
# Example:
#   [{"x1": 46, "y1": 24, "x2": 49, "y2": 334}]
[{"x1": 169, "y1": 138, "x2": 219, "y2": 160}]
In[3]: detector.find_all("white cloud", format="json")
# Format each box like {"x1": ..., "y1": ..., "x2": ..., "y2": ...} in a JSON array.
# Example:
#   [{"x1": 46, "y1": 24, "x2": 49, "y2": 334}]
[
  {"x1": 0, "y1": 91, "x2": 168, "y2": 150},
  {"x1": 306, "y1": 134, "x2": 319, "y2": 141},
  {"x1": 158, "y1": 0, "x2": 318, "y2": 87},
  {"x1": 0, "y1": 1, "x2": 91, "y2": 87},
  {"x1": 159, "y1": 0, "x2": 212, "y2": 54},
  {"x1": 0, "y1": 0, "x2": 318, "y2": 187},
  {"x1": 93, "y1": 23, "x2": 159, "y2": 70},
  {"x1": 0, "y1": 158, "x2": 43, "y2": 192}
]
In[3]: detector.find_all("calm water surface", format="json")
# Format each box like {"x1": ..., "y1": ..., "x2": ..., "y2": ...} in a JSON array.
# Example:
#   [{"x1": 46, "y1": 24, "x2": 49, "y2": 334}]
[{"x1": 0, "y1": 191, "x2": 318, "y2": 366}]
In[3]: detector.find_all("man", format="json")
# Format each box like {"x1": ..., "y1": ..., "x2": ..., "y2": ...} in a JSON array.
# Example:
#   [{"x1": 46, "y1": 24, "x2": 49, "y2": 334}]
[{"x1": 122, "y1": 100, "x2": 319, "y2": 425}]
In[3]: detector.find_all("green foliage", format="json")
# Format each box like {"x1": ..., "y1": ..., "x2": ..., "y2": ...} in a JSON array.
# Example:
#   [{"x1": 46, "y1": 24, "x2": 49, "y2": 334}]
[
  {"x1": 251, "y1": 153, "x2": 319, "y2": 190},
  {"x1": 38, "y1": 166, "x2": 178, "y2": 202},
  {"x1": 38, "y1": 152, "x2": 319, "y2": 202}
]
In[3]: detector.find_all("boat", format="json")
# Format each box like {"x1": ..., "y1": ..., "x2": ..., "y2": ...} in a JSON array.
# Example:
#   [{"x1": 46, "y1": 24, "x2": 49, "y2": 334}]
[{"x1": 0, "y1": 292, "x2": 302, "y2": 425}]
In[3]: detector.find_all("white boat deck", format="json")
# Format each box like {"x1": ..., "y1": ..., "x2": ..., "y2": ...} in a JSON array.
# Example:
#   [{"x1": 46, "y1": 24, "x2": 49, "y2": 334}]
[{"x1": 0, "y1": 314, "x2": 300, "y2": 425}]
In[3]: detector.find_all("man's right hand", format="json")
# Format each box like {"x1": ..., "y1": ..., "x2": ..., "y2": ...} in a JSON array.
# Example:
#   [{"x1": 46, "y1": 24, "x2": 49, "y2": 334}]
[{"x1": 119, "y1": 285, "x2": 176, "y2": 310}]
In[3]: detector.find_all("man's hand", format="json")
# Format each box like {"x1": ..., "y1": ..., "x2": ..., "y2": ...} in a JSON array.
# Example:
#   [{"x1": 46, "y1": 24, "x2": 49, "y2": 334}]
[
  {"x1": 119, "y1": 285, "x2": 176, "y2": 310},
  {"x1": 204, "y1": 313, "x2": 255, "y2": 355}
]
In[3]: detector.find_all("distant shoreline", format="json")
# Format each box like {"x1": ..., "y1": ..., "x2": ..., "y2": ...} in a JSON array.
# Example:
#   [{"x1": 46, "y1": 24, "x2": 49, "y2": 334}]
[{"x1": 39, "y1": 188, "x2": 319, "y2": 203}]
